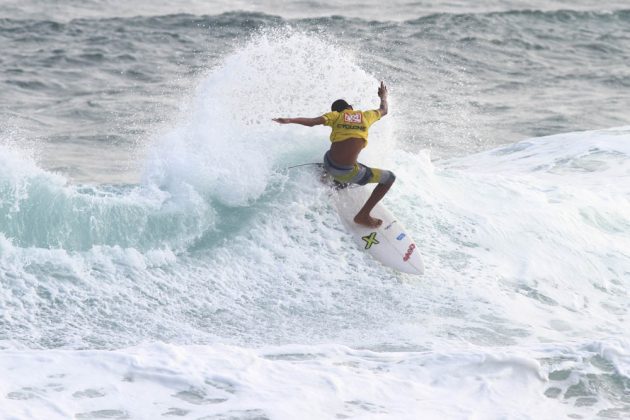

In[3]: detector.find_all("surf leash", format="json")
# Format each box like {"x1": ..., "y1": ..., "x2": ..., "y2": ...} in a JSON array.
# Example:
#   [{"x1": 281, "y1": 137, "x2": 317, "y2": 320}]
[{"x1": 286, "y1": 162, "x2": 323, "y2": 170}]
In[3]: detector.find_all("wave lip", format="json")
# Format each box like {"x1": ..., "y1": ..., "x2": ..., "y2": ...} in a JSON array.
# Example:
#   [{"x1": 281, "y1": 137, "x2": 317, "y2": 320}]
[{"x1": 0, "y1": 143, "x2": 214, "y2": 251}]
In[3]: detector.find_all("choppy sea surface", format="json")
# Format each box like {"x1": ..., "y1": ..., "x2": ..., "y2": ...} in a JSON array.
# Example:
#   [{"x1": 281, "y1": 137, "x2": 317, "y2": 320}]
[{"x1": 1, "y1": 1, "x2": 629, "y2": 419}]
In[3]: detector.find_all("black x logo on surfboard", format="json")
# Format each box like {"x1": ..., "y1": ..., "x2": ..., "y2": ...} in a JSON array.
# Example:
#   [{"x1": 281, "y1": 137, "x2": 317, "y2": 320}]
[{"x1": 361, "y1": 232, "x2": 380, "y2": 250}]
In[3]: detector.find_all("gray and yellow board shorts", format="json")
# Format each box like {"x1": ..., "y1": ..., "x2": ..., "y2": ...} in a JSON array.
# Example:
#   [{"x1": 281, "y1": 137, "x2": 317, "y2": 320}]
[{"x1": 323, "y1": 151, "x2": 395, "y2": 186}]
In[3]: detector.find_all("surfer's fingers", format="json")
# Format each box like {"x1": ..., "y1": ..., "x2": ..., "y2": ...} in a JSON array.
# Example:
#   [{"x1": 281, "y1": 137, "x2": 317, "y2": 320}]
[{"x1": 378, "y1": 81, "x2": 387, "y2": 96}]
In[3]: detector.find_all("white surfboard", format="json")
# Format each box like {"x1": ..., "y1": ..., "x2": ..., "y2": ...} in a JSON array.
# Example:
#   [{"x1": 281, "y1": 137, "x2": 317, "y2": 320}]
[{"x1": 332, "y1": 186, "x2": 424, "y2": 275}]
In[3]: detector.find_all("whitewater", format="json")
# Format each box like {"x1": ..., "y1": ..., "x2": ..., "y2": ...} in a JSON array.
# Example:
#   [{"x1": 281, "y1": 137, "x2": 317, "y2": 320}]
[{"x1": 1, "y1": 5, "x2": 630, "y2": 420}]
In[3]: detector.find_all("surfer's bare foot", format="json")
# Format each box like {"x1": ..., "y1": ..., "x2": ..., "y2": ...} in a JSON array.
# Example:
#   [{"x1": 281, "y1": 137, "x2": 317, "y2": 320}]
[{"x1": 354, "y1": 213, "x2": 382, "y2": 228}]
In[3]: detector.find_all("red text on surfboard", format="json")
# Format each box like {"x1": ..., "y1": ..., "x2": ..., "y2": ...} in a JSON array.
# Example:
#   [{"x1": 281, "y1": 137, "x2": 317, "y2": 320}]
[{"x1": 403, "y1": 243, "x2": 416, "y2": 262}]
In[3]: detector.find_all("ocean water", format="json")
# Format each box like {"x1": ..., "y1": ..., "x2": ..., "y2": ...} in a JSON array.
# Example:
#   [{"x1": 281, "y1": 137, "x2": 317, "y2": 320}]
[{"x1": 0, "y1": 1, "x2": 629, "y2": 419}]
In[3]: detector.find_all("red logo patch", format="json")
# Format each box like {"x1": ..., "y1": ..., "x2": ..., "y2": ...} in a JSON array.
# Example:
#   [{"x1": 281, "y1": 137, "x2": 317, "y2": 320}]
[
  {"x1": 403, "y1": 244, "x2": 416, "y2": 262},
  {"x1": 343, "y1": 112, "x2": 362, "y2": 123}
]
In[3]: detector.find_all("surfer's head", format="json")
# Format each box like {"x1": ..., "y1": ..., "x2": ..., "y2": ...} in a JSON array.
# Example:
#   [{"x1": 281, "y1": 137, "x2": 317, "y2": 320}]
[{"x1": 331, "y1": 99, "x2": 352, "y2": 112}]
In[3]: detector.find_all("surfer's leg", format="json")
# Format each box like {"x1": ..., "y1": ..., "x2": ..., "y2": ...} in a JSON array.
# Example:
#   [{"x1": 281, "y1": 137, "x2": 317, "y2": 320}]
[
  {"x1": 353, "y1": 168, "x2": 396, "y2": 228},
  {"x1": 323, "y1": 152, "x2": 397, "y2": 227}
]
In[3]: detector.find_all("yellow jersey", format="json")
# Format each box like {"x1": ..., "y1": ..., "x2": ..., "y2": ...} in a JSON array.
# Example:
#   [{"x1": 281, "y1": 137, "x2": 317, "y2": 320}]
[{"x1": 321, "y1": 109, "x2": 381, "y2": 145}]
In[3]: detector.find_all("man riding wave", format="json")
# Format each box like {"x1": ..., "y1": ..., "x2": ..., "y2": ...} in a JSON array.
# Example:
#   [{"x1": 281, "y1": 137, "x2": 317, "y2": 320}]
[{"x1": 273, "y1": 82, "x2": 394, "y2": 228}]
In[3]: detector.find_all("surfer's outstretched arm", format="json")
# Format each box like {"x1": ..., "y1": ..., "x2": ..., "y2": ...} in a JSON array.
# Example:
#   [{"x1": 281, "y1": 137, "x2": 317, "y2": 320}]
[{"x1": 272, "y1": 117, "x2": 325, "y2": 127}]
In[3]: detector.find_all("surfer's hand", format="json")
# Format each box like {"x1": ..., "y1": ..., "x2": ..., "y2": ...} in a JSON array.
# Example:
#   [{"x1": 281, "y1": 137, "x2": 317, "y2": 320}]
[
  {"x1": 378, "y1": 81, "x2": 388, "y2": 98},
  {"x1": 273, "y1": 118, "x2": 290, "y2": 124}
]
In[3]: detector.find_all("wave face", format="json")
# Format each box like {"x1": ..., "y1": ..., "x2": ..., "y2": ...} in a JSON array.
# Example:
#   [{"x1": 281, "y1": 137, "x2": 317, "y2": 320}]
[{"x1": 1, "y1": 5, "x2": 629, "y2": 419}]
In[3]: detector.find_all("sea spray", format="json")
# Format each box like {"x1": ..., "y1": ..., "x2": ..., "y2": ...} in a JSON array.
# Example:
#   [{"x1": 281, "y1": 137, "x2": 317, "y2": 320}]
[{"x1": 143, "y1": 30, "x2": 395, "y2": 208}]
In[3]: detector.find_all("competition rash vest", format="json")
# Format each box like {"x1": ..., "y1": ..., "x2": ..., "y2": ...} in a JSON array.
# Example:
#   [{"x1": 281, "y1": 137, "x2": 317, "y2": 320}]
[{"x1": 321, "y1": 109, "x2": 381, "y2": 146}]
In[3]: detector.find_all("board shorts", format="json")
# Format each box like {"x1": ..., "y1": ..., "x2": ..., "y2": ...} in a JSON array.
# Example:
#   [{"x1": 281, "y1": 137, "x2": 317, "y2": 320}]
[{"x1": 323, "y1": 151, "x2": 395, "y2": 186}]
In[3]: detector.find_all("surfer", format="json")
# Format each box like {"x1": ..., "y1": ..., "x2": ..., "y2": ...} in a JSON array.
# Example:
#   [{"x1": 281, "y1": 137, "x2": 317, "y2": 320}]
[{"x1": 273, "y1": 82, "x2": 394, "y2": 228}]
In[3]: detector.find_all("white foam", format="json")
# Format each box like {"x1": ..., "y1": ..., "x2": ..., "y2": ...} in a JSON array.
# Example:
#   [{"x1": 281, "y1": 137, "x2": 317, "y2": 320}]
[{"x1": 1, "y1": 339, "x2": 628, "y2": 419}]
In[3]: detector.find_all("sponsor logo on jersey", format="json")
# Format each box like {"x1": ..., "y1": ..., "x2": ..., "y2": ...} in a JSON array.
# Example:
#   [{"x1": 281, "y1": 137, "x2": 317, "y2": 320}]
[
  {"x1": 396, "y1": 233, "x2": 406, "y2": 240},
  {"x1": 403, "y1": 243, "x2": 416, "y2": 261},
  {"x1": 344, "y1": 112, "x2": 362, "y2": 123},
  {"x1": 336, "y1": 124, "x2": 366, "y2": 131}
]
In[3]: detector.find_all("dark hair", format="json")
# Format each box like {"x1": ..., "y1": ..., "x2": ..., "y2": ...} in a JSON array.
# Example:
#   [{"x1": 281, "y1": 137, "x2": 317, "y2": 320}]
[{"x1": 331, "y1": 99, "x2": 351, "y2": 112}]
